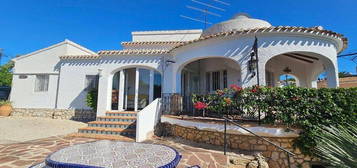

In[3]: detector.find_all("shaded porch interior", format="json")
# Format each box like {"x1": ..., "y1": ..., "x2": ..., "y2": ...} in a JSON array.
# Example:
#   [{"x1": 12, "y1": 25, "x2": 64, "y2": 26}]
[{"x1": 180, "y1": 57, "x2": 242, "y2": 113}]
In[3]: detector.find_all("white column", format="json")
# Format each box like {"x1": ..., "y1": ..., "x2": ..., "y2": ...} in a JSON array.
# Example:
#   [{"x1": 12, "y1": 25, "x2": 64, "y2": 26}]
[
  {"x1": 326, "y1": 66, "x2": 339, "y2": 88},
  {"x1": 149, "y1": 70, "x2": 154, "y2": 103},
  {"x1": 96, "y1": 71, "x2": 109, "y2": 117},
  {"x1": 311, "y1": 80, "x2": 318, "y2": 88},
  {"x1": 134, "y1": 68, "x2": 139, "y2": 111},
  {"x1": 118, "y1": 70, "x2": 125, "y2": 111}
]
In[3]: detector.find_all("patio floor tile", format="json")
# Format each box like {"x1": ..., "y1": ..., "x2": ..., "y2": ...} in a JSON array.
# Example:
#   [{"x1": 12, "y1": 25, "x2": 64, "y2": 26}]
[{"x1": 0, "y1": 135, "x2": 229, "y2": 168}]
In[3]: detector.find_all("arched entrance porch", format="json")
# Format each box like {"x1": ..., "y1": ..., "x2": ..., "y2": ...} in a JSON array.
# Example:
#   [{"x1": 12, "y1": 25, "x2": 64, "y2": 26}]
[
  {"x1": 178, "y1": 57, "x2": 241, "y2": 113},
  {"x1": 265, "y1": 52, "x2": 338, "y2": 88},
  {"x1": 111, "y1": 67, "x2": 161, "y2": 111}
]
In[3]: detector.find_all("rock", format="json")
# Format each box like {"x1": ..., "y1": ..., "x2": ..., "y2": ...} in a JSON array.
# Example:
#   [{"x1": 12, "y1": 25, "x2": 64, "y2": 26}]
[
  {"x1": 247, "y1": 160, "x2": 259, "y2": 168},
  {"x1": 255, "y1": 153, "x2": 269, "y2": 168},
  {"x1": 229, "y1": 156, "x2": 252, "y2": 165}
]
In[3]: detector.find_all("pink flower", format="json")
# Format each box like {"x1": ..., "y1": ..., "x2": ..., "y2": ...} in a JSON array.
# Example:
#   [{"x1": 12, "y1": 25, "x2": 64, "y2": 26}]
[
  {"x1": 230, "y1": 84, "x2": 242, "y2": 92},
  {"x1": 194, "y1": 101, "x2": 208, "y2": 110}
]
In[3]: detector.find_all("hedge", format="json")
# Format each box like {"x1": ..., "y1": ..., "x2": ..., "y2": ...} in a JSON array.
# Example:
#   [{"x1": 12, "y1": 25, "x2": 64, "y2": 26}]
[{"x1": 192, "y1": 85, "x2": 357, "y2": 155}]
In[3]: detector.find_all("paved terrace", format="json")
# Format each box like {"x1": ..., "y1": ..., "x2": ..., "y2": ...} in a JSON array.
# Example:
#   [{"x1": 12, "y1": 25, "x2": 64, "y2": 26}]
[{"x1": 0, "y1": 136, "x2": 228, "y2": 168}]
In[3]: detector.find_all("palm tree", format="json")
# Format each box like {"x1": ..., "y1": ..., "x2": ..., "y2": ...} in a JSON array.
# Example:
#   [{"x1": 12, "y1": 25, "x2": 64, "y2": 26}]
[{"x1": 315, "y1": 123, "x2": 357, "y2": 168}]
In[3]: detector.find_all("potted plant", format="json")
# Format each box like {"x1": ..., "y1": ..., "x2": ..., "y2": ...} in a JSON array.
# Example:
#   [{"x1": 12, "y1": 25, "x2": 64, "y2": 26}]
[{"x1": 0, "y1": 100, "x2": 12, "y2": 116}]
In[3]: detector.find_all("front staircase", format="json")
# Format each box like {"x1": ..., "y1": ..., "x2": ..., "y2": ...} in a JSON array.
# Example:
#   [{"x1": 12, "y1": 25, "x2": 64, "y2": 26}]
[{"x1": 75, "y1": 111, "x2": 137, "y2": 141}]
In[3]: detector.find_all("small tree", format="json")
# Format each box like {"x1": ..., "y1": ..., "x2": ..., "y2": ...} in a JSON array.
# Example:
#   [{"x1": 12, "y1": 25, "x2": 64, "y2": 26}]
[
  {"x1": 86, "y1": 88, "x2": 98, "y2": 111},
  {"x1": 0, "y1": 61, "x2": 14, "y2": 87},
  {"x1": 338, "y1": 71, "x2": 352, "y2": 78}
]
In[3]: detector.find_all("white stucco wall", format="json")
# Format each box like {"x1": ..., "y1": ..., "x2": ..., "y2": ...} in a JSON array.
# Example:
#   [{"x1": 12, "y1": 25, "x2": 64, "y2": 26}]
[
  {"x1": 11, "y1": 74, "x2": 59, "y2": 108},
  {"x1": 136, "y1": 98, "x2": 161, "y2": 142},
  {"x1": 10, "y1": 40, "x2": 96, "y2": 109},
  {"x1": 56, "y1": 59, "x2": 100, "y2": 110}
]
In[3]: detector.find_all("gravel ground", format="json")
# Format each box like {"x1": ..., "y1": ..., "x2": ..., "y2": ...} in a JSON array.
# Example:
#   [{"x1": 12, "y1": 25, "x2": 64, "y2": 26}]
[{"x1": 0, "y1": 116, "x2": 87, "y2": 144}]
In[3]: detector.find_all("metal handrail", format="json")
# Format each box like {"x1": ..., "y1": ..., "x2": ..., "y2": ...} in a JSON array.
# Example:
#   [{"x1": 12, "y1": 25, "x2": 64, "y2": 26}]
[{"x1": 222, "y1": 116, "x2": 295, "y2": 168}]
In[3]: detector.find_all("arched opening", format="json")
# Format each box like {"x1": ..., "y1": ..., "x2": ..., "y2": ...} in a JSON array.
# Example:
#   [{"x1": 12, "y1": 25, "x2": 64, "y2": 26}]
[
  {"x1": 179, "y1": 57, "x2": 241, "y2": 113},
  {"x1": 265, "y1": 52, "x2": 337, "y2": 88},
  {"x1": 277, "y1": 74, "x2": 299, "y2": 87},
  {"x1": 111, "y1": 67, "x2": 161, "y2": 111}
]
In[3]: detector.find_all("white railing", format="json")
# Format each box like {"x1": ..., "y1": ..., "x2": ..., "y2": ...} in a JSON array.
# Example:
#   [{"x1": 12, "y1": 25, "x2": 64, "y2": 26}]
[{"x1": 136, "y1": 98, "x2": 162, "y2": 142}]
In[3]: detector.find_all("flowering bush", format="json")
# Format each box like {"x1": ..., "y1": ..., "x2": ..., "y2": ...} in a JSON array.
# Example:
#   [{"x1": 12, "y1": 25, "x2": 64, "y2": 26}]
[
  {"x1": 193, "y1": 101, "x2": 207, "y2": 110},
  {"x1": 192, "y1": 85, "x2": 357, "y2": 156}
]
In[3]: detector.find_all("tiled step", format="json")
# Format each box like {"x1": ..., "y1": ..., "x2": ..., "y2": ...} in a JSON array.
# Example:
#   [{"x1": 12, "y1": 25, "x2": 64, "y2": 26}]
[
  {"x1": 78, "y1": 127, "x2": 136, "y2": 137},
  {"x1": 88, "y1": 121, "x2": 136, "y2": 129},
  {"x1": 68, "y1": 133, "x2": 135, "y2": 142},
  {"x1": 105, "y1": 111, "x2": 137, "y2": 117},
  {"x1": 97, "y1": 116, "x2": 136, "y2": 122}
]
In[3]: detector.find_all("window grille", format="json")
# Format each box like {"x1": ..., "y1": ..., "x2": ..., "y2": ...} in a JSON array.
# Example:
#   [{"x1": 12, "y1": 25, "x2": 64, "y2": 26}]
[{"x1": 35, "y1": 75, "x2": 49, "y2": 92}]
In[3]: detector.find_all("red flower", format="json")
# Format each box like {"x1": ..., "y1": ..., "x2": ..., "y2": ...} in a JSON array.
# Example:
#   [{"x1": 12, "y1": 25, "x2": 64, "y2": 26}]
[
  {"x1": 251, "y1": 85, "x2": 259, "y2": 93},
  {"x1": 216, "y1": 90, "x2": 224, "y2": 96},
  {"x1": 251, "y1": 88, "x2": 258, "y2": 93},
  {"x1": 194, "y1": 101, "x2": 208, "y2": 110},
  {"x1": 230, "y1": 84, "x2": 242, "y2": 92}
]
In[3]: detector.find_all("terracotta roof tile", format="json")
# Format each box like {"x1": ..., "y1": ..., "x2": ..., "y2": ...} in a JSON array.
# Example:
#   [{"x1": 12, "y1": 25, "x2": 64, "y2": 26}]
[
  {"x1": 59, "y1": 55, "x2": 100, "y2": 60},
  {"x1": 121, "y1": 41, "x2": 185, "y2": 46},
  {"x1": 98, "y1": 49, "x2": 170, "y2": 56},
  {"x1": 170, "y1": 26, "x2": 348, "y2": 53}
]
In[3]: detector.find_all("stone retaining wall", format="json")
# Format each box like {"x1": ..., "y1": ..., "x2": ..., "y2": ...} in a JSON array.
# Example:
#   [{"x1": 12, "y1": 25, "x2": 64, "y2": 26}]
[
  {"x1": 159, "y1": 122, "x2": 317, "y2": 168},
  {"x1": 11, "y1": 108, "x2": 96, "y2": 122}
]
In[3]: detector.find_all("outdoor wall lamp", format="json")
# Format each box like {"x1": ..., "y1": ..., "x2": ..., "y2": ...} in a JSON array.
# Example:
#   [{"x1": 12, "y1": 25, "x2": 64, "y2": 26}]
[
  {"x1": 248, "y1": 51, "x2": 257, "y2": 72},
  {"x1": 98, "y1": 68, "x2": 103, "y2": 77},
  {"x1": 165, "y1": 60, "x2": 176, "y2": 67}
]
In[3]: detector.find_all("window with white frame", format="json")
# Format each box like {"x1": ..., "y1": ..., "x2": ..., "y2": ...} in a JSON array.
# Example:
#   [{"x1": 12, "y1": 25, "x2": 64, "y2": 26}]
[
  {"x1": 35, "y1": 75, "x2": 49, "y2": 92},
  {"x1": 85, "y1": 75, "x2": 99, "y2": 91},
  {"x1": 205, "y1": 72, "x2": 211, "y2": 91},
  {"x1": 206, "y1": 70, "x2": 228, "y2": 92},
  {"x1": 223, "y1": 70, "x2": 227, "y2": 88},
  {"x1": 212, "y1": 71, "x2": 220, "y2": 91}
]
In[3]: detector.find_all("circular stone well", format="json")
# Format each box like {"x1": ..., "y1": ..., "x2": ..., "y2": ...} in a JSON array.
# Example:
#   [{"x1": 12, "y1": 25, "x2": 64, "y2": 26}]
[{"x1": 30, "y1": 140, "x2": 181, "y2": 168}]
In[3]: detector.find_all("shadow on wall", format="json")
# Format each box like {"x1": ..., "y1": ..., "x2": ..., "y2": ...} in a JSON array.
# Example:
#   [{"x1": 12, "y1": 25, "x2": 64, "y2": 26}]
[
  {"x1": 69, "y1": 90, "x2": 91, "y2": 111},
  {"x1": 67, "y1": 90, "x2": 97, "y2": 122}
]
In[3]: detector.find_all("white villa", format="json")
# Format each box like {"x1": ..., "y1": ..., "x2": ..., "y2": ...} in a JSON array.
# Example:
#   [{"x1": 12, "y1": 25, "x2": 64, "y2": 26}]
[{"x1": 10, "y1": 14, "x2": 347, "y2": 141}]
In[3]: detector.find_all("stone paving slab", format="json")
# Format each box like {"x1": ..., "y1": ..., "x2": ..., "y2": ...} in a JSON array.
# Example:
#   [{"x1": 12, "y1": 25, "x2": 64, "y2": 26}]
[{"x1": 0, "y1": 136, "x2": 229, "y2": 168}]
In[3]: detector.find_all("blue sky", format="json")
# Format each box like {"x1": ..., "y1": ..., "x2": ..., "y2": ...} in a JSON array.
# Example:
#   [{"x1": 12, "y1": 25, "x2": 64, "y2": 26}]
[{"x1": 0, "y1": 0, "x2": 356, "y2": 74}]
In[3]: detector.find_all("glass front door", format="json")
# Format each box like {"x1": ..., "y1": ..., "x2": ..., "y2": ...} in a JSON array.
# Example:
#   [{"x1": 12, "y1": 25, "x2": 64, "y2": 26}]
[
  {"x1": 138, "y1": 69, "x2": 150, "y2": 110},
  {"x1": 112, "y1": 68, "x2": 161, "y2": 111},
  {"x1": 124, "y1": 68, "x2": 136, "y2": 111}
]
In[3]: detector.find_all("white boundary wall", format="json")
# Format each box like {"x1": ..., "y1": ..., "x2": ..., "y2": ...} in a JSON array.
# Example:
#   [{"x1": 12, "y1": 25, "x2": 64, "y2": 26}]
[{"x1": 136, "y1": 98, "x2": 162, "y2": 142}]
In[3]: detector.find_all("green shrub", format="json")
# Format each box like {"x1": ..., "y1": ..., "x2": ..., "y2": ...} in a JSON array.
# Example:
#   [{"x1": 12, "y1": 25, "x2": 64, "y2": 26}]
[
  {"x1": 0, "y1": 100, "x2": 11, "y2": 106},
  {"x1": 86, "y1": 89, "x2": 98, "y2": 110},
  {"x1": 315, "y1": 123, "x2": 357, "y2": 168},
  {"x1": 192, "y1": 85, "x2": 357, "y2": 156}
]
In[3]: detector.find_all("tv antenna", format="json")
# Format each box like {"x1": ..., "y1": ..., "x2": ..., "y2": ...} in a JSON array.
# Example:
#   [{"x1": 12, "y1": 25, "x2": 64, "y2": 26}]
[
  {"x1": 338, "y1": 51, "x2": 357, "y2": 64},
  {"x1": 180, "y1": 0, "x2": 230, "y2": 29},
  {"x1": 338, "y1": 51, "x2": 357, "y2": 74}
]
